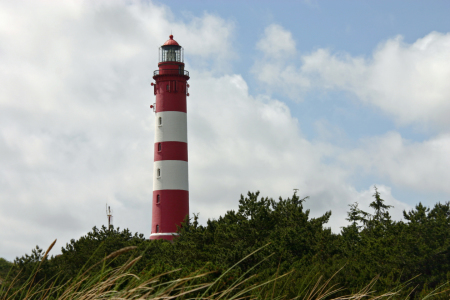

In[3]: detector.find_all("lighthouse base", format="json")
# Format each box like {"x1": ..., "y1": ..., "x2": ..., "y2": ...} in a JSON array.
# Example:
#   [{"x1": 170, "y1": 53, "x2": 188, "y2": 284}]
[{"x1": 149, "y1": 232, "x2": 179, "y2": 240}]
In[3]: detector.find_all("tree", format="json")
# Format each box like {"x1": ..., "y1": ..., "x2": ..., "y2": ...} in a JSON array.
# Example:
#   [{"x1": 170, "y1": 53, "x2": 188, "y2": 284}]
[
  {"x1": 13, "y1": 226, "x2": 147, "y2": 286},
  {"x1": 369, "y1": 186, "x2": 393, "y2": 228},
  {"x1": 174, "y1": 191, "x2": 336, "y2": 278}
]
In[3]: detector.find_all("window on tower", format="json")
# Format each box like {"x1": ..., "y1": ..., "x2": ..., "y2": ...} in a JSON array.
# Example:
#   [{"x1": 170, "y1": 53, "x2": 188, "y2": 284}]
[
  {"x1": 156, "y1": 225, "x2": 159, "y2": 233},
  {"x1": 158, "y1": 117, "x2": 162, "y2": 126},
  {"x1": 157, "y1": 168, "x2": 161, "y2": 178},
  {"x1": 158, "y1": 143, "x2": 161, "y2": 151},
  {"x1": 156, "y1": 194, "x2": 160, "y2": 204}
]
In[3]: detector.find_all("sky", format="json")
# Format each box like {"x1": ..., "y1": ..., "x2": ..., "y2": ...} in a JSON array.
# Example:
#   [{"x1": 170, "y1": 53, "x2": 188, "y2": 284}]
[{"x1": 1, "y1": 0, "x2": 450, "y2": 261}]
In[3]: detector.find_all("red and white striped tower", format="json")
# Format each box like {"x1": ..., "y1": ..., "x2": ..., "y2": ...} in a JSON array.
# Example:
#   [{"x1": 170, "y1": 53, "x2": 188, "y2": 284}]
[{"x1": 150, "y1": 35, "x2": 190, "y2": 240}]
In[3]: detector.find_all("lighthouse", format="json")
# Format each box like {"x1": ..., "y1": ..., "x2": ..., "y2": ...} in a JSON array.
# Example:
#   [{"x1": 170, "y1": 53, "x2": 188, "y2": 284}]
[{"x1": 150, "y1": 35, "x2": 190, "y2": 240}]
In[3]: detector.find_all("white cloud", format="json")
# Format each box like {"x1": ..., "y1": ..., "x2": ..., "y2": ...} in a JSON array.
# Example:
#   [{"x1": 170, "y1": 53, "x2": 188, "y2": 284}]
[
  {"x1": 301, "y1": 32, "x2": 450, "y2": 128},
  {"x1": 256, "y1": 24, "x2": 296, "y2": 59},
  {"x1": 252, "y1": 24, "x2": 310, "y2": 99},
  {"x1": 339, "y1": 132, "x2": 450, "y2": 194},
  {"x1": 253, "y1": 24, "x2": 450, "y2": 204},
  {"x1": 255, "y1": 27, "x2": 450, "y2": 129}
]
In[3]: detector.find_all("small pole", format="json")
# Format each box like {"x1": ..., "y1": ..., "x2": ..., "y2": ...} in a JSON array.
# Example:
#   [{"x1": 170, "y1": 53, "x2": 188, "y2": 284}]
[{"x1": 106, "y1": 204, "x2": 113, "y2": 230}]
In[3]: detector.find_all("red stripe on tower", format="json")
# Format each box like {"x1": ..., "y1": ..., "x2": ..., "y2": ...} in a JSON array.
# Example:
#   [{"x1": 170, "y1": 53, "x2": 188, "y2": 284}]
[
  {"x1": 150, "y1": 35, "x2": 190, "y2": 240},
  {"x1": 154, "y1": 142, "x2": 188, "y2": 161}
]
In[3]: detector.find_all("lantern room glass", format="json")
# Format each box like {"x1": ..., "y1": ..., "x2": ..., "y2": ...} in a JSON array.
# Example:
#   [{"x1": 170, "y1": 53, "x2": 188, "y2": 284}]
[{"x1": 159, "y1": 45, "x2": 184, "y2": 63}]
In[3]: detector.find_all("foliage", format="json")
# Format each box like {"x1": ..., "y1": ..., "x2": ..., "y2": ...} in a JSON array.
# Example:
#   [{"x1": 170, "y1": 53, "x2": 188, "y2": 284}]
[
  {"x1": 9, "y1": 189, "x2": 450, "y2": 299},
  {"x1": 173, "y1": 192, "x2": 334, "y2": 273},
  {"x1": 336, "y1": 187, "x2": 450, "y2": 298},
  {"x1": 0, "y1": 258, "x2": 13, "y2": 283},
  {"x1": 1, "y1": 246, "x2": 405, "y2": 300}
]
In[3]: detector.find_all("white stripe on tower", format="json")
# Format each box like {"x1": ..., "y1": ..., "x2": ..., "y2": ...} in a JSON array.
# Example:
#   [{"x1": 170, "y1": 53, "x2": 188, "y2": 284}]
[
  {"x1": 153, "y1": 161, "x2": 189, "y2": 191},
  {"x1": 154, "y1": 111, "x2": 187, "y2": 143}
]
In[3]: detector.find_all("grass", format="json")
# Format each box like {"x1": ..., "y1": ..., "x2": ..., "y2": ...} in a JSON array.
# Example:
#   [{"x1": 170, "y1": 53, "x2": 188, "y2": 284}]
[{"x1": 1, "y1": 241, "x2": 449, "y2": 300}]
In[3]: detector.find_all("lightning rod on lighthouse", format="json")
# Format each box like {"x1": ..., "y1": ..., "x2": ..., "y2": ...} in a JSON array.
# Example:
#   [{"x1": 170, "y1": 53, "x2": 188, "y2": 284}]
[{"x1": 150, "y1": 35, "x2": 190, "y2": 240}]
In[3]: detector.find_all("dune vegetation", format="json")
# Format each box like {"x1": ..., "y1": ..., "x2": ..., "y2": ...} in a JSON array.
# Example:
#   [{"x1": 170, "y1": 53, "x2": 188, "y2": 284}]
[{"x1": 2, "y1": 189, "x2": 450, "y2": 299}]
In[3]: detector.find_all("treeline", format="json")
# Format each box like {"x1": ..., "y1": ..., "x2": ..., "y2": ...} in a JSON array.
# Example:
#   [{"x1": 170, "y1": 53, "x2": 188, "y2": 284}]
[{"x1": 5, "y1": 189, "x2": 450, "y2": 299}]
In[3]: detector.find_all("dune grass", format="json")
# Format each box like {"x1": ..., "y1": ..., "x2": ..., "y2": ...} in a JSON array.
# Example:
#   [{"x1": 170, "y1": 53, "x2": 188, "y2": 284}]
[{"x1": 1, "y1": 241, "x2": 448, "y2": 300}]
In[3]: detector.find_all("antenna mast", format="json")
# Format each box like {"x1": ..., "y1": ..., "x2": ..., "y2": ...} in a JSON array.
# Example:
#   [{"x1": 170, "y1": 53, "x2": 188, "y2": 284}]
[{"x1": 106, "y1": 204, "x2": 113, "y2": 230}]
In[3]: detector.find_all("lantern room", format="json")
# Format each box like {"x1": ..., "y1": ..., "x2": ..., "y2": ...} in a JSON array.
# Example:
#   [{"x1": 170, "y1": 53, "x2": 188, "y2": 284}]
[{"x1": 159, "y1": 35, "x2": 184, "y2": 63}]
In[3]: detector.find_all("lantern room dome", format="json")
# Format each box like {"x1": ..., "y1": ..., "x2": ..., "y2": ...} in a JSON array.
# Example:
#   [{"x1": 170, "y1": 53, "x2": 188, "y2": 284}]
[{"x1": 163, "y1": 35, "x2": 180, "y2": 46}]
